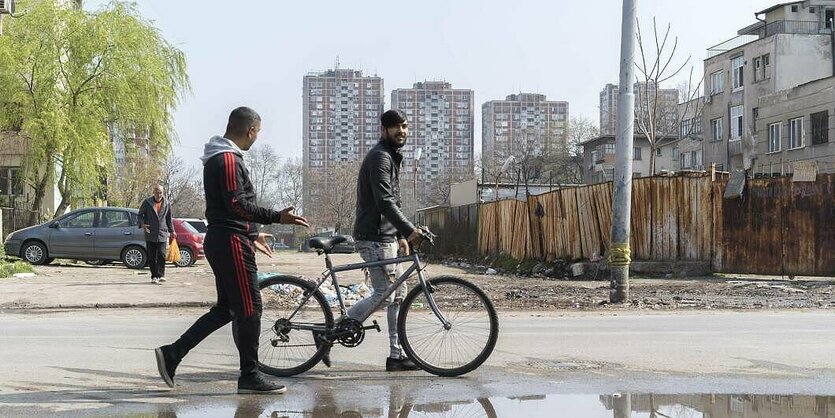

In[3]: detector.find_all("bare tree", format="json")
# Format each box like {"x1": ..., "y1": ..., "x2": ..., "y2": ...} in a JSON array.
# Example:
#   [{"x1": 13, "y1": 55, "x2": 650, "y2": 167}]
[
  {"x1": 161, "y1": 155, "x2": 200, "y2": 212},
  {"x1": 307, "y1": 161, "x2": 361, "y2": 233},
  {"x1": 635, "y1": 17, "x2": 704, "y2": 175},
  {"x1": 425, "y1": 167, "x2": 473, "y2": 207},
  {"x1": 274, "y1": 157, "x2": 304, "y2": 212},
  {"x1": 244, "y1": 144, "x2": 279, "y2": 208},
  {"x1": 170, "y1": 179, "x2": 206, "y2": 219}
]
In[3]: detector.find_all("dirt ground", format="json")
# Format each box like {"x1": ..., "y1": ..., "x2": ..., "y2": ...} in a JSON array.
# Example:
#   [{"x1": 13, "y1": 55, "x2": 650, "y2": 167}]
[{"x1": 2, "y1": 250, "x2": 834, "y2": 311}]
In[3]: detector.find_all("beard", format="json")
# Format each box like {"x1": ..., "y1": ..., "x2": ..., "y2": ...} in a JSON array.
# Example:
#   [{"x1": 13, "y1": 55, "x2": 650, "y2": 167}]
[{"x1": 383, "y1": 131, "x2": 407, "y2": 148}]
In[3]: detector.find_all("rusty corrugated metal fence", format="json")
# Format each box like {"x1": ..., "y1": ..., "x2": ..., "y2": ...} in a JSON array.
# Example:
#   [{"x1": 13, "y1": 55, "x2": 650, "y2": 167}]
[{"x1": 423, "y1": 173, "x2": 834, "y2": 277}]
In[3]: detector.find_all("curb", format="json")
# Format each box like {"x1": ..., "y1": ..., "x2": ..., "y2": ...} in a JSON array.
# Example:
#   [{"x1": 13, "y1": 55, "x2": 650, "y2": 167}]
[{"x1": 0, "y1": 301, "x2": 215, "y2": 310}]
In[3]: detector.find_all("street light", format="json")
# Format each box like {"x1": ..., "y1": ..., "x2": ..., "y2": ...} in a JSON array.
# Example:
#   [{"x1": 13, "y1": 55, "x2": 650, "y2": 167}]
[{"x1": 413, "y1": 147, "x2": 423, "y2": 205}]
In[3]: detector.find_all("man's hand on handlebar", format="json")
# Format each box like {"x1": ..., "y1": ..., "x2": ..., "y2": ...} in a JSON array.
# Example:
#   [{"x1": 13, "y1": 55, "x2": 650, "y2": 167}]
[{"x1": 406, "y1": 226, "x2": 436, "y2": 248}]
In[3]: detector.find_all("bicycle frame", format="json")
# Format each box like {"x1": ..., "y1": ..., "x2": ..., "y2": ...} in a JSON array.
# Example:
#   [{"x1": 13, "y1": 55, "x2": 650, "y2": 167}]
[{"x1": 288, "y1": 250, "x2": 452, "y2": 331}]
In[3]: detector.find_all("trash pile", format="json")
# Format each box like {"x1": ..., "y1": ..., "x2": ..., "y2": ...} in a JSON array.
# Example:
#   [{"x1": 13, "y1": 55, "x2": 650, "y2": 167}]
[{"x1": 258, "y1": 272, "x2": 371, "y2": 308}]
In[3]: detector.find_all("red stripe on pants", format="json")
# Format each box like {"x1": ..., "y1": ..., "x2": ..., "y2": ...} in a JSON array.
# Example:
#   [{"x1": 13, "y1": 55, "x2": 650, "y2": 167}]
[{"x1": 231, "y1": 235, "x2": 253, "y2": 317}]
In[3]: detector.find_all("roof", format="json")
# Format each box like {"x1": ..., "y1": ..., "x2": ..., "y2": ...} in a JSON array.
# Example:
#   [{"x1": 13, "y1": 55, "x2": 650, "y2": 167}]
[{"x1": 755, "y1": 1, "x2": 803, "y2": 15}]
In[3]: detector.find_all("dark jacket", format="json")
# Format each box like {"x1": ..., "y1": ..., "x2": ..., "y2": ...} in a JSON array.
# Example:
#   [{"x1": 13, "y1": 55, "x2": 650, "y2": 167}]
[
  {"x1": 138, "y1": 197, "x2": 174, "y2": 243},
  {"x1": 353, "y1": 140, "x2": 416, "y2": 243},
  {"x1": 200, "y1": 135, "x2": 282, "y2": 238}
]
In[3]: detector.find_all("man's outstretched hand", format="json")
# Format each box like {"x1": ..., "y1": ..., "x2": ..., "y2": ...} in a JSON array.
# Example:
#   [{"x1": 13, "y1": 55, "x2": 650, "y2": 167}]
[
  {"x1": 254, "y1": 233, "x2": 274, "y2": 257},
  {"x1": 279, "y1": 206, "x2": 310, "y2": 228}
]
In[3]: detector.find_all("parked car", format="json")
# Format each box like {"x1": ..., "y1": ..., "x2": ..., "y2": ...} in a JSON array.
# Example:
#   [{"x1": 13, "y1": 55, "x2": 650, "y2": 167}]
[
  {"x1": 180, "y1": 218, "x2": 208, "y2": 235},
  {"x1": 271, "y1": 242, "x2": 290, "y2": 250},
  {"x1": 3, "y1": 207, "x2": 148, "y2": 268},
  {"x1": 331, "y1": 235, "x2": 356, "y2": 253},
  {"x1": 173, "y1": 219, "x2": 205, "y2": 267}
]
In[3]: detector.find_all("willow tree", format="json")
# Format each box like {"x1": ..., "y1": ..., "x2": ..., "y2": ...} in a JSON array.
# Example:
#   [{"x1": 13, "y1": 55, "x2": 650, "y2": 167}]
[{"x1": 0, "y1": 0, "x2": 189, "y2": 222}]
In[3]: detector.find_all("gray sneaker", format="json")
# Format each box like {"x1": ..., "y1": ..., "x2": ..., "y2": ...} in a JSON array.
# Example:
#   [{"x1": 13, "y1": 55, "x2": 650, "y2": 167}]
[{"x1": 237, "y1": 372, "x2": 287, "y2": 394}]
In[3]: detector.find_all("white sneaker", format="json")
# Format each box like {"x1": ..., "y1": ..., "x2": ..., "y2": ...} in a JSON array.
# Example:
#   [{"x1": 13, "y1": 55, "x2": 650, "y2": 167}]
[
  {"x1": 158, "y1": 277, "x2": 167, "y2": 282},
  {"x1": 151, "y1": 277, "x2": 160, "y2": 285}
]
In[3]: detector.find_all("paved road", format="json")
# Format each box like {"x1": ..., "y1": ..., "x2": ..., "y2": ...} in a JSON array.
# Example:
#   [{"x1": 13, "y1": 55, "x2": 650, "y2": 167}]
[{"x1": 1, "y1": 309, "x2": 834, "y2": 417}]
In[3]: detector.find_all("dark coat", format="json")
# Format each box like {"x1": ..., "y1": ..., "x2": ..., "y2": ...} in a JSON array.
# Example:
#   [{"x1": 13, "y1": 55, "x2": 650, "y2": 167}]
[
  {"x1": 353, "y1": 140, "x2": 416, "y2": 243},
  {"x1": 138, "y1": 196, "x2": 175, "y2": 243}
]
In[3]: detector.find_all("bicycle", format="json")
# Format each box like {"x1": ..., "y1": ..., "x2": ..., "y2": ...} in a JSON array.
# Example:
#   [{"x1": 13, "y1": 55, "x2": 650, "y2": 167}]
[{"x1": 256, "y1": 227, "x2": 499, "y2": 377}]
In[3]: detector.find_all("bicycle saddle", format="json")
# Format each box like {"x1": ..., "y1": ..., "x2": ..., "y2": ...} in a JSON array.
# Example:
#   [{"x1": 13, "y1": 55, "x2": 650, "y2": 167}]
[{"x1": 308, "y1": 236, "x2": 347, "y2": 252}]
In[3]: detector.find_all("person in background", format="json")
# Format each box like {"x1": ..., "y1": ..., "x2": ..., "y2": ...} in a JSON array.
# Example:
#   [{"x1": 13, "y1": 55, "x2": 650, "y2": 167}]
[{"x1": 138, "y1": 184, "x2": 175, "y2": 285}]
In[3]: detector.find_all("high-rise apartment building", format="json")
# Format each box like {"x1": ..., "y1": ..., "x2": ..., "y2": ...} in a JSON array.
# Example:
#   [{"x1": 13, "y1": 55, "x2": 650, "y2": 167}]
[
  {"x1": 391, "y1": 81, "x2": 474, "y2": 206},
  {"x1": 599, "y1": 82, "x2": 679, "y2": 137},
  {"x1": 482, "y1": 93, "x2": 569, "y2": 163},
  {"x1": 302, "y1": 68, "x2": 384, "y2": 225}
]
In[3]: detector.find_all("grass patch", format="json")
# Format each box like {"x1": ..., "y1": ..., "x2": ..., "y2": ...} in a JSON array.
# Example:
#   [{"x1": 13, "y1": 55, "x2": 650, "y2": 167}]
[
  {"x1": 0, "y1": 259, "x2": 34, "y2": 278},
  {"x1": 492, "y1": 254, "x2": 519, "y2": 271}
]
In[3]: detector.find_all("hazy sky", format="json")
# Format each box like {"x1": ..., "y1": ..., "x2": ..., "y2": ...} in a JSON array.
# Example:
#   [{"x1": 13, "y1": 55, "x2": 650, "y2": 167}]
[{"x1": 84, "y1": 0, "x2": 779, "y2": 166}]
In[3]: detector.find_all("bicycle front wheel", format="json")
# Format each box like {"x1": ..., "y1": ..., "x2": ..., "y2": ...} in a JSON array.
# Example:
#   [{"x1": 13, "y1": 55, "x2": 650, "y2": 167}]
[
  {"x1": 398, "y1": 276, "x2": 498, "y2": 377},
  {"x1": 258, "y1": 275, "x2": 333, "y2": 377}
]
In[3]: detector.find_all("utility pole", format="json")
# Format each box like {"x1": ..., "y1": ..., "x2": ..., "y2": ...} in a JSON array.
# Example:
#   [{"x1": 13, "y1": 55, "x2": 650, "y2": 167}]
[
  {"x1": 612, "y1": 393, "x2": 632, "y2": 418},
  {"x1": 610, "y1": 0, "x2": 637, "y2": 303}
]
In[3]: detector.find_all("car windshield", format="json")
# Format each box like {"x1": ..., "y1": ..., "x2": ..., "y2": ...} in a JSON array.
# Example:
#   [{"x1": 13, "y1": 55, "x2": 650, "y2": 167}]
[
  {"x1": 180, "y1": 221, "x2": 200, "y2": 234},
  {"x1": 187, "y1": 221, "x2": 207, "y2": 233}
]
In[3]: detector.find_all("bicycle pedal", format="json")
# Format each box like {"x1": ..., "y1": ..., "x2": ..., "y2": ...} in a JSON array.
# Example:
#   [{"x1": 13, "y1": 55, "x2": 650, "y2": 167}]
[{"x1": 363, "y1": 320, "x2": 381, "y2": 333}]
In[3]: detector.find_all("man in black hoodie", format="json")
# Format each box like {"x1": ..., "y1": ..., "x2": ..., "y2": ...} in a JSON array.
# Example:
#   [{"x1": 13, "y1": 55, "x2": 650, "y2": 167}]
[{"x1": 154, "y1": 107, "x2": 309, "y2": 394}]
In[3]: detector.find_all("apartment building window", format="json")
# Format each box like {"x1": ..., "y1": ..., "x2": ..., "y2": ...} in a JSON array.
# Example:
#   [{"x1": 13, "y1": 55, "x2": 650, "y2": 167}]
[
  {"x1": 710, "y1": 71, "x2": 725, "y2": 95},
  {"x1": 811, "y1": 110, "x2": 829, "y2": 145},
  {"x1": 672, "y1": 146, "x2": 679, "y2": 161},
  {"x1": 753, "y1": 54, "x2": 771, "y2": 81},
  {"x1": 731, "y1": 56, "x2": 744, "y2": 90},
  {"x1": 730, "y1": 105, "x2": 743, "y2": 140},
  {"x1": 789, "y1": 117, "x2": 804, "y2": 149},
  {"x1": 711, "y1": 118, "x2": 723, "y2": 141},
  {"x1": 0, "y1": 167, "x2": 23, "y2": 196},
  {"x1": 680, "y1": 119, "x2": 692, "y2": 137},
  {"x1": 633, "y1": 147, "x2": 642, "y2": 160},
  {"x1": 604, "y1": 143, "x2": 615, "y2": 154},
  {"x1": 768, "y1": 122, "x2": 781, "y2": 153}
]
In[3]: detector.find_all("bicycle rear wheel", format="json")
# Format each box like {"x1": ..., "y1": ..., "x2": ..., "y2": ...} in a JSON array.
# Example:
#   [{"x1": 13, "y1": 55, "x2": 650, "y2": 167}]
[
  {"x1": 258, "y1": 275, "x2": 333, "y2": 376},
  {"x1": 398, "y1": 275, "x2": 498, "y2": 377}
]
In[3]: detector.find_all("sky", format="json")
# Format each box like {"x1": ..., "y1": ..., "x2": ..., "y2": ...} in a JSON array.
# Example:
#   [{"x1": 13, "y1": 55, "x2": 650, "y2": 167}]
[{"x1": 83, "y1": 0, "x2": 780, "y2": 168}]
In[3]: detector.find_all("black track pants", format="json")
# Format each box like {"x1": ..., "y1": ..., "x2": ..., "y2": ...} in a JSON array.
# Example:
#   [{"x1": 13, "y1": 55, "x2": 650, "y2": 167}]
[{"x1": 171, "y1": 229, "x2": 262, "y2": 376}]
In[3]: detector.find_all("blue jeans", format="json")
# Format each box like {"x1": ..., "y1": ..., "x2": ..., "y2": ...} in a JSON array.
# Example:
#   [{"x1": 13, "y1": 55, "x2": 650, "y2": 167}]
[{"x1": 347, "y1": 240, "x2": 406, "y2": 359}]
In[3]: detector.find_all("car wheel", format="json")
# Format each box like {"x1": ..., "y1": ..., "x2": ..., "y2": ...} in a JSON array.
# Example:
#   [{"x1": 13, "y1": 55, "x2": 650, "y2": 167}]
[
  {"x1": 21, "y1": 241, "x2": 48, "y2": 265},
  {"x1": 176, "y1": 247, "x2": 194, "y2": 267},
  {"x1": 122, "y1": 245, "x2": 147, "y2": 269}
]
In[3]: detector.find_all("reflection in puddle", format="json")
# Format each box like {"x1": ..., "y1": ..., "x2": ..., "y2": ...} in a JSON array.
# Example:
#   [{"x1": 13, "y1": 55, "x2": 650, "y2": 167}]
[{"x1": 159, "y1": 393, "x2": 835, "y2": 418}]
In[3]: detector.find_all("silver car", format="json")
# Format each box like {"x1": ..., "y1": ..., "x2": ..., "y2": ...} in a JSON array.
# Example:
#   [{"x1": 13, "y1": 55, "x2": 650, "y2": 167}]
[{"x1": 3, "y1": 207, "x2": 148, "y2": 269}]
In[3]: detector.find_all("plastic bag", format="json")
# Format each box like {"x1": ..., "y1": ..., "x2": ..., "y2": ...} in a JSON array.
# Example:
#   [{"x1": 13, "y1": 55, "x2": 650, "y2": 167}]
[{"x1": 166, "y1": 240, "x2": 181, "y2": 263}]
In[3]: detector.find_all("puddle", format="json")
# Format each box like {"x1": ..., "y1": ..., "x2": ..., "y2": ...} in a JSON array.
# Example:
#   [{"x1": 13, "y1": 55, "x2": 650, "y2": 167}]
[{"x1": 143, "y1": 393, "x2": 835, "y2": 417}]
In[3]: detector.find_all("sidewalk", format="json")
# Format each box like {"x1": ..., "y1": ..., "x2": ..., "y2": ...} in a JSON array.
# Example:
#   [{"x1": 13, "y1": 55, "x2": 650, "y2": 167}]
[
  {"x1": 0, "y1": 252, "x2": 371, "y2": 309},
  {"x1": 2, "y1": 252, "x2": 834, "y2": 311}
]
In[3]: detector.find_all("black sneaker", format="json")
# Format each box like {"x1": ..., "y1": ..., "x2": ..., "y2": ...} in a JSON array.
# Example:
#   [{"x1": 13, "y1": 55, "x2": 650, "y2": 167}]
[
  {"x1": 313, "y1": 331, "x2": 332, "y2": 368},
  {"x1": 154, "y1": 345, "x2": 181, "y2": 388},
  {"x1": 237, "y1": 372, "x2": 287, "y2": 394},
  {"x1": 385, "y1": 356, "x2": 420, "y2": 372}
]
